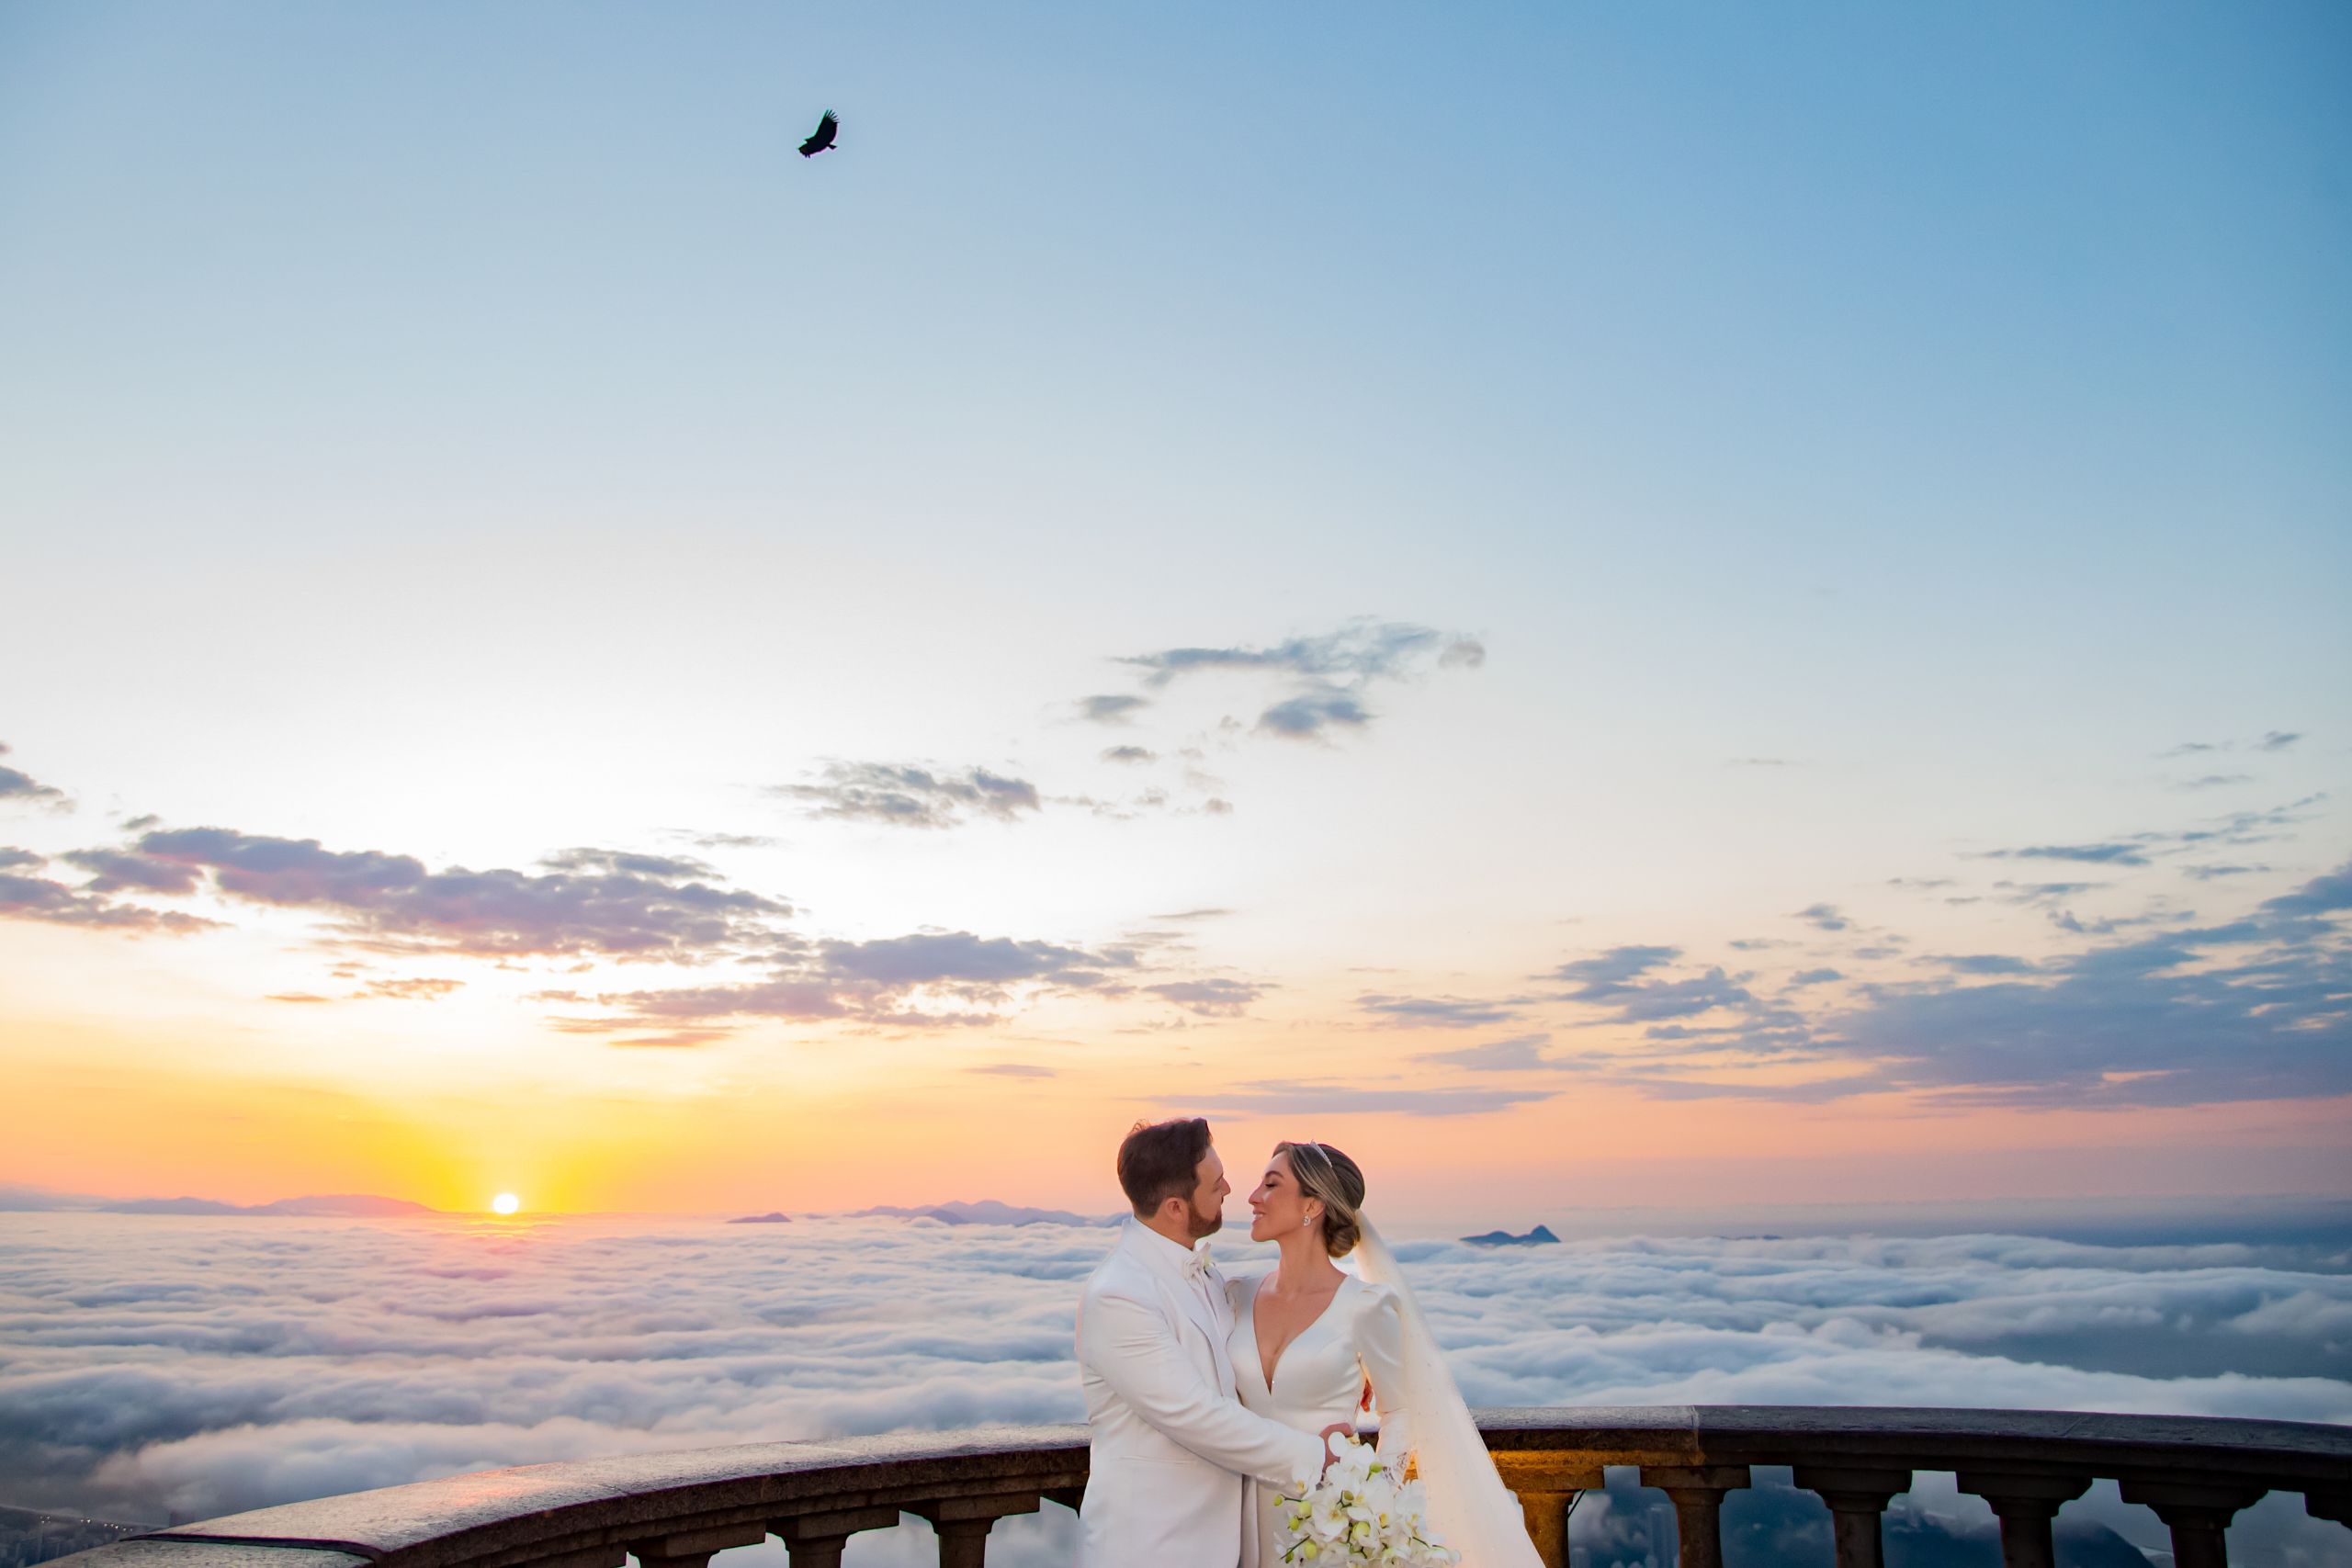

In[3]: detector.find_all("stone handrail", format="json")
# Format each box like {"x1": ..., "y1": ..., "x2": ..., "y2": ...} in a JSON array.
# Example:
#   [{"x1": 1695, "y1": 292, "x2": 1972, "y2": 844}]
[{"x1": 55, "y1": 1406, "x2": 2352, "y2": 1568}]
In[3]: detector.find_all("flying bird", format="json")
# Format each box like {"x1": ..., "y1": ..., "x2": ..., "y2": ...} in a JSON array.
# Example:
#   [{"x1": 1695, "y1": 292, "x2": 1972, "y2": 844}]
[{"x1": 798, "y1": 111, "x2": 839, "y2": 157}]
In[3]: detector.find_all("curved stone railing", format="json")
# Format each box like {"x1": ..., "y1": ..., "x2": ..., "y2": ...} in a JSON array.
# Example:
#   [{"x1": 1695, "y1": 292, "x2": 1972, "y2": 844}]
[{"x1": 57, "y1": 1406, "x2": 2352, "y2": 1568}]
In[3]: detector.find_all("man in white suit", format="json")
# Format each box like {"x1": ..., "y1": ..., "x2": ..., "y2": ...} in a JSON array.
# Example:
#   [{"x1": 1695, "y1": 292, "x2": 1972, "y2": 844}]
[{"x1": 1076, "y1": 1117, "x2": 1350, "y2": 1568}]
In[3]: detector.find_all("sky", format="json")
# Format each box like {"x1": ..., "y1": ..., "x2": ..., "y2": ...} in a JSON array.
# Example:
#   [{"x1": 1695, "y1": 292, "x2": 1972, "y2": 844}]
[
  {"x1": 4, "y1": 1211, "x2": 2349, "y2": 1566},
  {"x1": 0, "y1": 1, "x2": 2347, "y2": 1217}
]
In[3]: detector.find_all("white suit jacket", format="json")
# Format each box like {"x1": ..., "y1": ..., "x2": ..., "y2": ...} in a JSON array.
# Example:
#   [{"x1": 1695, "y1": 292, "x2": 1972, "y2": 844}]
[{"x1": 1076, "y1": 1218, "x2": 1325, "y2": 1568}]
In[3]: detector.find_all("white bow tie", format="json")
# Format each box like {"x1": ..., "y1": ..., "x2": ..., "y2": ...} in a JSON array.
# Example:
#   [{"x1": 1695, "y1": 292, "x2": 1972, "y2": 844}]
[{"x1": 1184, "y1": 1246, "x2": 1215, "y2": 1280}]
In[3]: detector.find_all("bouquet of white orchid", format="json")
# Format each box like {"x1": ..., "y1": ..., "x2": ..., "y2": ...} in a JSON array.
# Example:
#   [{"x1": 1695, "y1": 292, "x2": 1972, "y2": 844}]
[{"x1": 1273, "y1": 1433, "x2": 1460, "y2": 1566}]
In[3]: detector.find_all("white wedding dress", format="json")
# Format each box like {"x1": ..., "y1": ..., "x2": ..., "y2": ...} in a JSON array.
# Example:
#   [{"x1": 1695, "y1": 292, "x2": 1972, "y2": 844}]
[
  {"x1": 1227, "y1": 1273, "x2": 1413, "y2": 1563},
  {"x1": 1225, "y1": 1221, "x2": 1543, "y2": 1568}
]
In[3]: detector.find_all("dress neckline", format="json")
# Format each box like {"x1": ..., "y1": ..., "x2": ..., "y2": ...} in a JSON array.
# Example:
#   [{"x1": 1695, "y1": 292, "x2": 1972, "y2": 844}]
[{"x1": 1250, "y1": 1272, "x2": 1355, "y2": 1393}]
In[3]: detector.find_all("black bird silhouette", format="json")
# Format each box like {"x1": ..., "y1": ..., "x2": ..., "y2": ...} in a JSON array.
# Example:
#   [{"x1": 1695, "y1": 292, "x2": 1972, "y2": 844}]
[{"x1": 798, "y1": 111, "x2": 839, "y2": 157}]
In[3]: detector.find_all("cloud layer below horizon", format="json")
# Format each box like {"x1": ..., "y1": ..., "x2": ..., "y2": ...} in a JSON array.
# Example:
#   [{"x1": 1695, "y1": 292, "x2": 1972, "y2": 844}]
[{"x1": 3, "y1": 1212, "x2": 2346, "y2": 1566}]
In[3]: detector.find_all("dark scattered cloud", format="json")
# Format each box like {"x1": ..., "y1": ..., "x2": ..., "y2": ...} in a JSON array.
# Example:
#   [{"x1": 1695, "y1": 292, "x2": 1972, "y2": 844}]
[
  {"x1": 2174, "y1": 774, "x2": 2253, "y2": 790},
  {"x1": 1109, "y1": 621, "x2": 1484, "y2": 743},
  {"x1": 676, "y1": 832, "x2": 784, "y2": 851},
  {"x1": 1077, "y1": 694, "x2": 1151, "y2": 726},
  {"x1": 1258, "y1": 692, "x2": 1371, "y2": 739},
  {"x1": 1887, "y1": 877, "x2": 1956, "y2": 890},
  {"x1": 1937, "y1": 954, "x2": 2037, "y2": 976},
  {"x1": 1786, "y1": 969, "x2": 1844, "y2": 986},
  {"x1": 1582, "y1": 861, "x2": 2352, "y2": 1110},
  {"x1": 1143, "y1": 978, "x2": 1263, "y2": 1017},
  {"x1": 45, "y1": 828, "x2": 793, "y2": 956},
  {"x1": 2181, "y1": 863, "x2": 2266, "y2": 881},
  {"x1": 1355, "y1": 994, "x2": 1522, "y2": 1028},
  {"x1": 2260, "y1": 730, "x2": 2302, "y2": 751},
  {"x1": 1099, "y1": 746, "x2": 1156, "y2": 764},
  {"x1": 777, "y1": 762, "x2": 1041, "y2": 829},
  {"x1": 0, "y1": 745, "x2": 67, "y2": 807},
  {"x1": 1995, "y1": 880, "x2": 2106, "y2": 904},
  {"x1": 1988, "y1": 842, "x2": 2151, "y2": 866},
  {"x1": 1177, "y1": 1079, "x2": 1556, "y2": 1116},
  {"x1": 62, "y1": 848, "x2": 205, "y2": 896},
  {"x1": 0, "y1": 870, "x2": 215, "y2": 933},
  {"x1": 579, "y1": 931, "x2": 1139, "y2": 1031},
  {"x1": 1550, "y1": 946, "x2": 1680, "y2": 986},
  {"x1": 1795, "y1": 904, "x2": 1849, "y2": 931},
  {"x1": 1410, "y1": 1033, "x2": 1555, "y2": 1071},
  {"x1": 0, "y1": 847, "x2": 44, "y2": 871}
]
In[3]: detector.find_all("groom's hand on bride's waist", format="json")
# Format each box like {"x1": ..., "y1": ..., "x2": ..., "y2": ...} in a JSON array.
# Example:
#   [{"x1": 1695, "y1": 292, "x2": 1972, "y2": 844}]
[{"x1": 1317, "y1": 1423, "x2": 1353, "y2": 1476}]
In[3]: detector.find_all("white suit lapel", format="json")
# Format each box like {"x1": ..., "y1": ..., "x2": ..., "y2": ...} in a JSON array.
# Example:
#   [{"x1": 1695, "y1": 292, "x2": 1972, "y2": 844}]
[{"x1": 1124, "y1": 1220, "x2": 1239, "y2": 1395}]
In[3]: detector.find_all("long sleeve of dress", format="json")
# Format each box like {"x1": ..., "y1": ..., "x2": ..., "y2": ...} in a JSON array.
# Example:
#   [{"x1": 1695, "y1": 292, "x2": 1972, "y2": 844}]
[
  {"x1": 1079, "y1": 1286, "x2": 1327, "y2": 1487},
  {"x1": 1351, "y1": 1282, "x2": 1417, "y2": 1465}
]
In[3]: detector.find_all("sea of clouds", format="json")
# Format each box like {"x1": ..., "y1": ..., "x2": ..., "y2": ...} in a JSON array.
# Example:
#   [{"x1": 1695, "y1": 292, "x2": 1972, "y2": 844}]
[{"x1": 3, "y1": 1213, "x2": 2347, "y2": 1566}]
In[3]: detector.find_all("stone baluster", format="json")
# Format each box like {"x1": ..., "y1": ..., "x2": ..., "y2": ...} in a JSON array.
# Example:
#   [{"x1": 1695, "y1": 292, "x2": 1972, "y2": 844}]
[
  {"x1": 1639, "y1": 1465, "x2": 1750, "y2": 1568},
  {"x1": 907, "y1": 1493, "x2": 1041, "y2": 1568},
  {"x1": 770, "y1": 1507, "x2": 903, "y2": 1568},
  {"x1": 1956, "y1": 1472, "x2": 2090, "y2": 1568},
  {"x1": 627, "y1": 1524, "x2": 770, "y2": 1568},
  {"x1": 2118, "y1": 1481, "x2": 2265, "y2": 1568},
  {"x1": 1793, "y1": 1466, "x2": 1911, "y2": 1568},
  {"x1": 1491, "y1": 1456, "x2": 1604, "y2": 1568}
]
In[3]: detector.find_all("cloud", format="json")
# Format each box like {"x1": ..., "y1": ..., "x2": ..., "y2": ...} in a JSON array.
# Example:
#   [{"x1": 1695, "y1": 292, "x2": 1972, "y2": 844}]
[
  {"x1": 1098, "y1": 746, "x2": 1156, "y2": 764},
  {"x1": 1937, "y1": 954, "x2": 2037, "y2": 976},
  {"x1": 61, "y1": 849, "x2": 204, "y2": 897},
  {"x1": 1178, "y1": 1081, "x2": 1558, "y2": 1116},
  {"x1": 1410, "y1": 1033, "x2": 1556, "y2": 1071},
  {"x1": 1257, "y1": 692, "x2": 1371, "y2": 739},
  {"x1": 2181, "y1": 863, "x2": 2265, "y2": 881},
  {"x1": 3, "y1": 1213, "x2": 2348, "y2": 1556},
  {"x1": 1548, "y1": 947, "x2": 1679, "y2": 986},
  {"x1": 2260, "y1": 730, "x2": 2302, "y2": 751},
  {"x1": 1143, "y1": 979, "x2": 1264, "y2": 1017},
  {"x1": 0, "y1": 746, "x2": 67, "y2": 806},
  {"x1": 0, "y1": 848, "x2": 44, "y2": 871},
  {"x1": 92, "y1": 829, "x2": 791, "y2": 957},
  {"x1": 1355, "y1": 994, "x2": 1522, "y2": 1029},
  {"x1": 2256, "y1": 861, "x2": 2352, "y2": 919},
  {"x1": 266, "y1": 993, "x2": 333, "y2": 1004},
  {"x1": 967, "y1": 1064, "x2": 1054, "y2": 1078},
  {"x1": 1728, "y1": 758, "x2": 1793, "y2": 767},
  {"x1": 0, "y1": 871, "x2": 215, "y2": 934},
  {"x1": 1794, "y1": 904, "x2": 1849, "y2": 931},
  {"x1": 776, "y1": 763, "x2": 1041, "y2": 829},
  {"x1": 1987, "y1": 843, "x2": 2152, "y2": 866},
  {"x1": 1546, "y1": 946, "x2": 1768, "y2": 1029},
  {"x1": 360, "y1": 977, "x2": 464, "y2": 1000},
  {"x1": 1148, "y1": 908, "x2": 1231, "y2": 921},
  {"x1": 583, "y1": 931, "x2": 1138, "y2": 1029},
  {"x1": 1075, "y1": 694, "x2": 1150, "y2": 726},
  {"x1": 1108, "y1": 622, "x2": 1483, "y2": 743},
  {"x1": 1786, "y1": 969, "x2": 1843, "y2": 987}
]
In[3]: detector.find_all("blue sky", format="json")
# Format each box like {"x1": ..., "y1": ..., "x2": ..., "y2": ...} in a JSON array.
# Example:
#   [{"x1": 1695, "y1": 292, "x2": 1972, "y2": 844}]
[{"x1": 0, "y1": 1, "x2": 2346, "y2": 1213}]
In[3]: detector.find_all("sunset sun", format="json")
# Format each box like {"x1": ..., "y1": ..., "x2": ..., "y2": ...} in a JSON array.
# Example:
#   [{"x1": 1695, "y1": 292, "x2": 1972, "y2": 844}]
[{"x1": 492, "y1": 1193, "x2": 520, "y2": 1215}]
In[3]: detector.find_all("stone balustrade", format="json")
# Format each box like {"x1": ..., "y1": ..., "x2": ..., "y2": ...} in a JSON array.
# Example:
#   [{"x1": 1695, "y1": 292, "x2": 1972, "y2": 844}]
[{"x1": 54, "y1": 1406, "x2": 2352, "y2": 1568}]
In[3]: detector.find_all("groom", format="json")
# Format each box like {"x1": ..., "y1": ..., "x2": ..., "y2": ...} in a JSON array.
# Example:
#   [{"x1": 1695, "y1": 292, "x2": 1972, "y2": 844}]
[{"x1": 1075, "y1": 1117, "x2": 1350, "y2": 1568}]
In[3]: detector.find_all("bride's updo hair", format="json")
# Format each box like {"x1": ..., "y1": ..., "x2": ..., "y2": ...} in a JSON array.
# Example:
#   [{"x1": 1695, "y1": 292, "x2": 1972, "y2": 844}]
[{"x1": 1274, "y1": 1140, "x2": 1364, "y2": 1258}]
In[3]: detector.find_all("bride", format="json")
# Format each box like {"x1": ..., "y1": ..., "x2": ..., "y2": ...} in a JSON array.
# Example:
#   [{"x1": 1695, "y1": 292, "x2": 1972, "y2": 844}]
[{"x1": 1226, "y1": 1140, "x2": 1542, "y2": 1568}]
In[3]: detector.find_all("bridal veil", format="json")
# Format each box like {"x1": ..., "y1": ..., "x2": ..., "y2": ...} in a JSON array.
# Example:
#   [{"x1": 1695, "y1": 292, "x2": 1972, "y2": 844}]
[{"x1": 1354, "y1": 1217, "x2": 1544, "y2": 1568}]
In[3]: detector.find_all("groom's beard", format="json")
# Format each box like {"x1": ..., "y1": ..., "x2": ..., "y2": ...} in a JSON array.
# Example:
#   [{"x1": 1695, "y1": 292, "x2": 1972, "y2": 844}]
[{"x1": 1186, "y1": 1201, "x2": 1225, "y2": 1241}]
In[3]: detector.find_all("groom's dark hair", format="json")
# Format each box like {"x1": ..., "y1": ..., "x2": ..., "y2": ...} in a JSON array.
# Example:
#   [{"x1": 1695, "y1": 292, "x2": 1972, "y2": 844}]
[{"x1": 1118, "y1": 1117, "x2": 1213, "y2": 1214}]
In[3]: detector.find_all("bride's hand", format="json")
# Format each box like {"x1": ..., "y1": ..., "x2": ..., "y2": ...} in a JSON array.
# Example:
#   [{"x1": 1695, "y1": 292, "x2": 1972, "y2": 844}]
[{"x1": 1317, "y1": 1422, "x2": 1353, "y2": 1474}]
